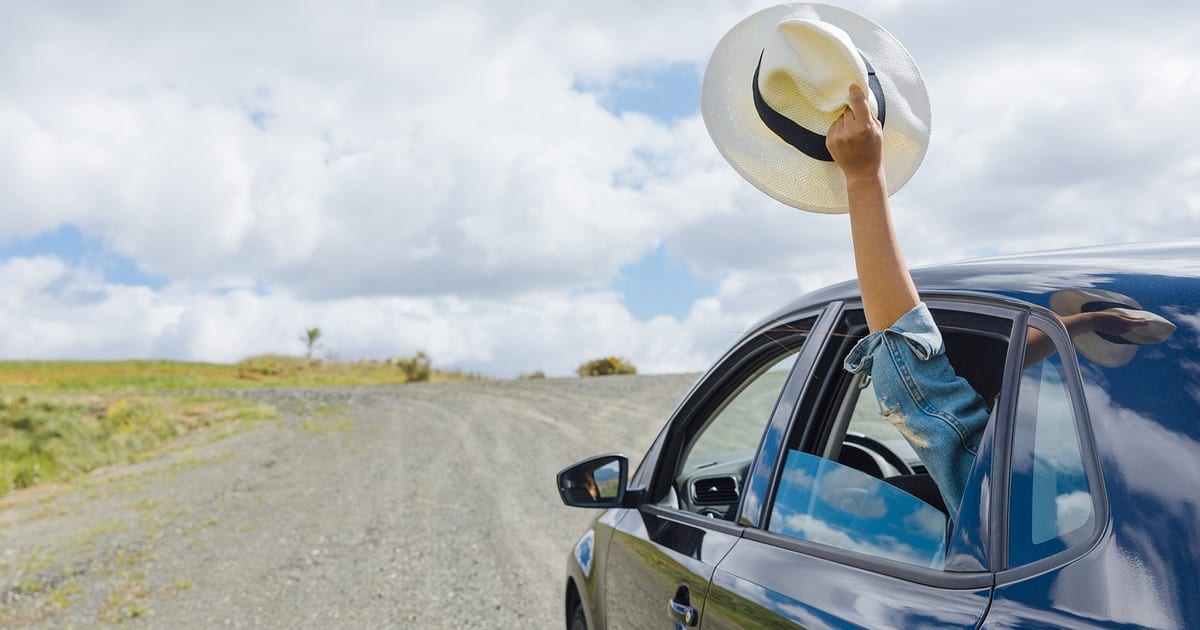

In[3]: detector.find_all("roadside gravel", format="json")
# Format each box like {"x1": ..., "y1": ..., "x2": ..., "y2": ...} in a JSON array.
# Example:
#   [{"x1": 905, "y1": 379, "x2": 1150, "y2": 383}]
[{"x1": 0, "y1": 374, "x2": 697, "y2": 628}]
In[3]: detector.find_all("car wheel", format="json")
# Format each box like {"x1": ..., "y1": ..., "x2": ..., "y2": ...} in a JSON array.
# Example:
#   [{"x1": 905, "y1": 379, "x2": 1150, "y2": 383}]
[{"x1": 570, "y1": 603, "x2": 587, "y2": 630}]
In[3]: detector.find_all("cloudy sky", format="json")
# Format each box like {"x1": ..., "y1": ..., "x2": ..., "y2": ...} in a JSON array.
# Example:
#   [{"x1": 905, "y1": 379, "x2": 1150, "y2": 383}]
[{"x1": 2, "y1": 1, "x2": 1197, "y2": 376}]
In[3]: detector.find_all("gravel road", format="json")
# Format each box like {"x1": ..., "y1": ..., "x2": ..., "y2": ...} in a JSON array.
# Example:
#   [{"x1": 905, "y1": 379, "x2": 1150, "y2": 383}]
[{"x1": 0, "y1": 374, "x2": 698, "y2": 628}]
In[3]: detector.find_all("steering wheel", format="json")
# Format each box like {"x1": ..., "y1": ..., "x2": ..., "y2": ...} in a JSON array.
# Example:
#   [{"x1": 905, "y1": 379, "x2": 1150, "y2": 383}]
[{"x1": 843, "y1": 432, "x2": 913, "y2": 476}]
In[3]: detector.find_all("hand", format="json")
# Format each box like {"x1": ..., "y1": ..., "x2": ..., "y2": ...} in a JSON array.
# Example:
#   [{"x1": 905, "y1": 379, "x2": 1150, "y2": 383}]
[
  {"x1": 826, "y1": 84, "x2": 883, "y2": 180},
  {"x1": 1085, "y1": 310, "x2": 1150, "y2": 337},
  {"x1": 1060, "y1": 310, "x2": 1148, "y2": 340}
]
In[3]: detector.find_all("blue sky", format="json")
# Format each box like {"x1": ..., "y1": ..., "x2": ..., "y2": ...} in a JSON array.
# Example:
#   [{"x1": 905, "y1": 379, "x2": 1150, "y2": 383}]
[
  {"x1": 0, "y1": 2, "x2": 1197, "y2": 375},
  {"x1": 0, "y1": 225, "x2": 165, "y2": 289},
  {"x1": 585, "y1": 62, "x2": 715, "y2": 321}
]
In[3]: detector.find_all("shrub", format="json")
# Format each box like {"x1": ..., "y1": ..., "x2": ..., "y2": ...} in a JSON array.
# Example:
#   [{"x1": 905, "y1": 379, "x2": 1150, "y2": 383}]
[
  {"x1": 518, "y1": 370, "x2": 545, "y2": 380},
  {"x1": 576, "y1": 357, "x2": 637, "y2": 377},
  {"x1": 392, "y1": 351, "x2": 432, "y2": 382},
  {"x1": 235, "y1": 354, "x2": 314, "y2": 379}
]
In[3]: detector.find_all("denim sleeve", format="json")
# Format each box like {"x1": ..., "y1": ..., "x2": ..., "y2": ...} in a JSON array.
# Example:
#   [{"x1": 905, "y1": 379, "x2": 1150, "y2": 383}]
[{"x1": 843, "y1": 303, "x2": 990, "y2": 522}]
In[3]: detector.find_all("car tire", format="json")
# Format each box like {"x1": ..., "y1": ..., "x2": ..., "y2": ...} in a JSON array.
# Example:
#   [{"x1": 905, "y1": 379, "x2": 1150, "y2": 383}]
[{"x1": 570, "y1": 603, "x2": 587, "y2": 630}]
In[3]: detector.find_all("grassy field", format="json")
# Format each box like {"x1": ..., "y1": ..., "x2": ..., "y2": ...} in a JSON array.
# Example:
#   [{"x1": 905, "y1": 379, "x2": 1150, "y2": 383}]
[
  {"x1": 0, "y1": 354, "x2": 480, "y2": 392},
  {"x1": 0, "y1": 355, "x2": 481, "y2": 496}
]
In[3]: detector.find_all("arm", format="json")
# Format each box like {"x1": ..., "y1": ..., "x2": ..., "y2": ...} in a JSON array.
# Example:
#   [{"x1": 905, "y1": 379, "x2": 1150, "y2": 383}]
[
  {"x1": 830, "y1": 86, "x2": 987, "y2": 518},
  {"x1": 826, "y1": 84, "x2": 919, "y2": 333},
  {"x1": 1023, "y1": 310, "x2": 1150, "y2": 368}
]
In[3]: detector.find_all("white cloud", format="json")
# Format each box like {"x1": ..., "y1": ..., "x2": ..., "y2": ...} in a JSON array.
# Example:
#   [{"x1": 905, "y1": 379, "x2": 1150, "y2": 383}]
[
  {"x1": 0, "y1": 1, "x2": 1198, "y2": 372},
  {"x1": 0, "y1": 255, "x2": 741, "y2": 376}
]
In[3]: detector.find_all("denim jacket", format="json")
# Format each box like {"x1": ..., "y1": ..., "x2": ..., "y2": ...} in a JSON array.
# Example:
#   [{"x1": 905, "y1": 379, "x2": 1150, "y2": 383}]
[{"x1": 844, "y1": 303, "x2": 990, "y2": 522}]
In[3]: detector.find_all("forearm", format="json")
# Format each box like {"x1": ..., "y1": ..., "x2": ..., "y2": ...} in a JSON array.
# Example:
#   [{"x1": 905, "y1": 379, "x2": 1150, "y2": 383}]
[
  {"x1": 1023, "y1": 312, "x2": 1123, "y2": 368},
  {"x1": 846, "y1": 172, "x2": 920, "y2": 332}
]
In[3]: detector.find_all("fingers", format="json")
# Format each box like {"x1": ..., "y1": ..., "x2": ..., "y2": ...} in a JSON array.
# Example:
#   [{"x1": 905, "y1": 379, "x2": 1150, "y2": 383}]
[
  {"x1": 828, "y1": 112, "x2": 844, "y2": 135},
  {"x1": 826, "y1": 84, "x2": 884, "y2": 175},
  {"x1": 847, "y1": 84, "x2": 871, "y2": 122}
]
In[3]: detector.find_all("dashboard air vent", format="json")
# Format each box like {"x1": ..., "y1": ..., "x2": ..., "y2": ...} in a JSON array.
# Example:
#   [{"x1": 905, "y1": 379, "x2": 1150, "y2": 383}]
[{"x1": 693, "y1": 476, "x2": 739, "y2": 505}]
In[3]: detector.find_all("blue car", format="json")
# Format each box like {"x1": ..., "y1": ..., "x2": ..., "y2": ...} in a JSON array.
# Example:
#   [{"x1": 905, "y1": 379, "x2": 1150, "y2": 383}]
[{"x1": 558, "y1": 241, "x2": 1200, "y2": 629}]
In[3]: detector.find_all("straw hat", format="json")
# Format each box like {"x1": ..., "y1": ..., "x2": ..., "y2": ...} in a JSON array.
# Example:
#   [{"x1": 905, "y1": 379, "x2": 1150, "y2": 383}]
[
  {"x1": 1049, "y1": 288, "x2": 1177, "y2": 368},
  {"x1": 702, "y1": 3, "x2": 931, "y2": 213}
]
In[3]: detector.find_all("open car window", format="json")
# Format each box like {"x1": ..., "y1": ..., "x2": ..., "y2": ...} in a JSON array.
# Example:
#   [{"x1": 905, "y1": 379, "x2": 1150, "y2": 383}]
[{"x1": 764, "y1": 303, "x2": 1015, "y2": 572}]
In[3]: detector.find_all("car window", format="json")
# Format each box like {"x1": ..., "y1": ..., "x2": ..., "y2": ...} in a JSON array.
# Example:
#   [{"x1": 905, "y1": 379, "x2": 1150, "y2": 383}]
[
  {"x1": 1008, "y1": 329, "x2": 1095, "y2": 566},
  {"x1": 769, "y1": 450, "x2": 947, "y2": 568},
  {"x1": 685, "y1": 352, "x2": 799, "y2": 463},
  {"x1": 764, "y1": 306, "x2": 1013, "y2": 571},
  {"x1": 839, "y1": 379, "x2": 924, "y2": 475},
  {"x1": 666, "y1": 336, "x2": 805, "y2": 520}
]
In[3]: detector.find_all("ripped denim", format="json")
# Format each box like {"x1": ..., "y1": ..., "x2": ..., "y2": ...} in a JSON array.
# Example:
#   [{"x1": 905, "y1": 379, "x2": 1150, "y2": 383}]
[{"x1": 844, "y1": 303, "x2": 990, "y2": 522}]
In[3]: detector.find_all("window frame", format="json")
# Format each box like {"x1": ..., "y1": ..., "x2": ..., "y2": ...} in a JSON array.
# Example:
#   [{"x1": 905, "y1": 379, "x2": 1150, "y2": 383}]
[
  {"x1": 744, "y1": 295, "x2": 1026, "y2": 587},
  {"x1": 994, "y1": 308, "x2": 1109, "y2": 583}
]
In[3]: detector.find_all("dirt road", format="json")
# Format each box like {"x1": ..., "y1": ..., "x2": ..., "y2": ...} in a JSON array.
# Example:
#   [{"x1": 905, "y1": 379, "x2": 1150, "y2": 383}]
[{"x1": 0, "y1": 374, "x2": 697, "y2": 628}]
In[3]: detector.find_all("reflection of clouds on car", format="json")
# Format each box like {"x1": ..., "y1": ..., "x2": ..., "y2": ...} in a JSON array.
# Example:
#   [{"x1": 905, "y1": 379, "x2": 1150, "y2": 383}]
[
  {"x1": 1162, "y1": 307, "x2": 1200, "y2": 375},
  {"x1": 816, "y1": 467, "x2": 889, "y2": 519},
  {"x1": 1054, "y1": 491, "x2": 1092, "y2": 538},
  {"x1": 904, "y1": 507, "x2": 947, "y2": 540},
  {"x1": 770, "y1": 451, "x2": 947, "y2": 568},
  {"x1": 782, "y1": 466, "x2": 815, "y2": 489},
  {"x1": 573, "y1": 529, "x2": 595, "y2": 578},
  {"x1": 1080, "y1": 379, "x2": 1200, "y2": 516},
  {"x1": 777, "y1": 513, "x2": 938, "y2": 568}
]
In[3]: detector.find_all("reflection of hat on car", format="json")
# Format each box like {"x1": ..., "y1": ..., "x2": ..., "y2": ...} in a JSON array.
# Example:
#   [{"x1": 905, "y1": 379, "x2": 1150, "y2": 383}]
[
  {"x1": 702, "y1": 3, "x2": 932, "y2": 213},
  {"x1": 1050, "y1": 288, "x2": 1177, "y2": 368}
]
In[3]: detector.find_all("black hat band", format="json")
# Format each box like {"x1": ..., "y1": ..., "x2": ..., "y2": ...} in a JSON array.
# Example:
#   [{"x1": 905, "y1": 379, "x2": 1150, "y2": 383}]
[{"x1": 752, "y1": 50, "x2": 887, "y2": 162}]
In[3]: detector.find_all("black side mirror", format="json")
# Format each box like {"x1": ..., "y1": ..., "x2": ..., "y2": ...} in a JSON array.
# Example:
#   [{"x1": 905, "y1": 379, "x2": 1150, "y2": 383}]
[{"x1": 557, "y1": 454, "x2": 629, "y2": 508}]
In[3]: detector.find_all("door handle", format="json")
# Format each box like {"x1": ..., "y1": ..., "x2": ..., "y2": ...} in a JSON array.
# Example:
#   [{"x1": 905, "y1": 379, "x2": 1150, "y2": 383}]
[{"x1": 668, "y1": 597, "x2": 698, "y2": 627}]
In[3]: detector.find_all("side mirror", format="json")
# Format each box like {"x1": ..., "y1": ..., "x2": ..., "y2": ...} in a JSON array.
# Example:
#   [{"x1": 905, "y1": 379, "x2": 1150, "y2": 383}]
[{"x1": 557, "y1": 454, "x2": 629, "y2": 508}]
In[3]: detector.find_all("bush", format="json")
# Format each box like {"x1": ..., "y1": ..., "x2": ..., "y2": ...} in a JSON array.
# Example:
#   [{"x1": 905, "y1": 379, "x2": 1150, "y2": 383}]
[
  {"x1": 576, "y1": 357, "x2": 637, "y2": 377},
  {"x1": 518, "y1": 370, "x2": 545, "y2": 380},
  {"x1": 236, "y1": 354, "x2": 315, "y2": 379},
  {"x1": 391, "y1": 351, "x2": 432, "y2": 382}
]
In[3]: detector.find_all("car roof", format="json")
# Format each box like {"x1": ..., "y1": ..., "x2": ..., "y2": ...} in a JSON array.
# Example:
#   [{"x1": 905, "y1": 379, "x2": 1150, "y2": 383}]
[{"x1": 760, "y1": 239, "x2": 1200, "y2": 325}]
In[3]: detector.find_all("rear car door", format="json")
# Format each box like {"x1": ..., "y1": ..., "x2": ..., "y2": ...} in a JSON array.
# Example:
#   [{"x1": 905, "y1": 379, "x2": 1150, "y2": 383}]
[
  {"x1": 703, "y1": 300, "x2": 1019, "y2": 628},
  {"x1": 602, "y1": 309, "x2": 829, "y2": 629}
]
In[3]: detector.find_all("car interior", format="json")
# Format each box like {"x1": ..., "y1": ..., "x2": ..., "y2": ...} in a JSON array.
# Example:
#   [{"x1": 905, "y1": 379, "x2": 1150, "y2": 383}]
[
  {"x1": 663, "y1": 309, "x2": 1011, "y2": 530},
  {"x1": 824, "y1": 322, "x2": 1011, "y2": 519}
]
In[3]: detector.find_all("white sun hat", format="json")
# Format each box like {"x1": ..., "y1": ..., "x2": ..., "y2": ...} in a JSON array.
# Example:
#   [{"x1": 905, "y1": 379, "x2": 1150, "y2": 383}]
[
  {"x1": 1049, "y1": 288, "x2": 1177, "y2": 368},
  {"x1": 702, "y1": 3, "x2": 931, "y2": 213}
]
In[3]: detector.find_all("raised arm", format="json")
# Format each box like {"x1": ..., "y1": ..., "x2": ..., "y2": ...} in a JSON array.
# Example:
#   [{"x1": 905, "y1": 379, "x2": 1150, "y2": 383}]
[{"x1": 826, "y1": 84, "x2": 919, "y2": 333}]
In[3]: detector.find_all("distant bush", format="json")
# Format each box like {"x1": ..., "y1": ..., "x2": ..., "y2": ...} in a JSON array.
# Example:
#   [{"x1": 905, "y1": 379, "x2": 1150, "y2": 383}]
[
  {"x1": 390, "y1": 351, "x2": 432, "y2": 382},
  {"x1": 236, "y1": 354, "x2": 315, "y2": 379},
  {"x1": 576, "y1": 357, "x2": 637, "y2": 377},
  {"x1": 518, "y1": 370, "x2": 545, "y2": 380}
]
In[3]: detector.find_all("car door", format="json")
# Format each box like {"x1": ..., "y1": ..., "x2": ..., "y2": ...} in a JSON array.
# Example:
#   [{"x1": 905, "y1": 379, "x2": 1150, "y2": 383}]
[
  {"x1": 602, "y1": 309, "x2": 831, "y2": 629},
  {"x1": 702, "y1": 300, "x2": 1020, "y2": 628}
]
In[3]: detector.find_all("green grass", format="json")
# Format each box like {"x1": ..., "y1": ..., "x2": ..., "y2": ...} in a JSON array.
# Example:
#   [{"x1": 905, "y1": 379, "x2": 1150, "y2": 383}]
[
  {"x1": 0, "y1": 356, "x2": 481, "y2": 497},
  {"x1": 0, "y1": 393, "x2": 274, "y2": 496},
  {"x1": 0, "y1": 355, "x2": 482, "y2": 392}
]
